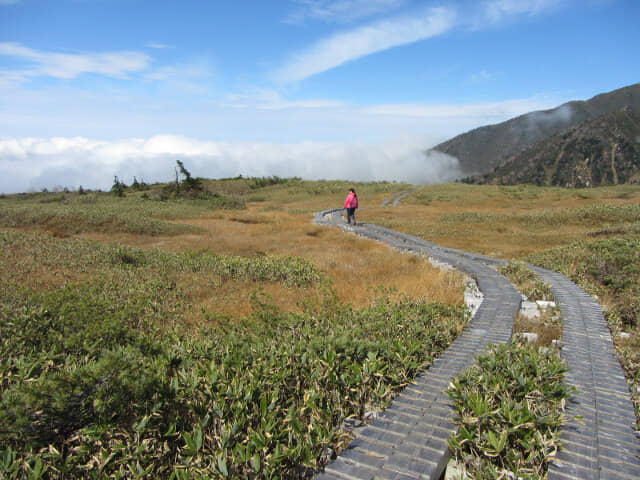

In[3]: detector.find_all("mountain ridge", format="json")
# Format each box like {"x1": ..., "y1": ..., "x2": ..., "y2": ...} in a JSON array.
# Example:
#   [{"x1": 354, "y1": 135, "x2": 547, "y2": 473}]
[
  {"x1": 431, "y1": 83, "x2": 640, "y2": 177},
  {"x1": 467, "y1": 107, "x2": 640, "y2": 187}
]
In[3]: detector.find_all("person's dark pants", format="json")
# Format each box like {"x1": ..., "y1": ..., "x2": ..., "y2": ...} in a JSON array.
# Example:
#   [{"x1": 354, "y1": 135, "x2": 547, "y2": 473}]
[{"x1": 346, "y1": 208, "x2": 356, "y2": 224}]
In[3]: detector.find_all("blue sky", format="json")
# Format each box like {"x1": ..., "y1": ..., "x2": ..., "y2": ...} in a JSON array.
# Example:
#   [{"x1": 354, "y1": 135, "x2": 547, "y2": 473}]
[{"x1": 0, "y1": 0, "x2": 638, "y2": 192}]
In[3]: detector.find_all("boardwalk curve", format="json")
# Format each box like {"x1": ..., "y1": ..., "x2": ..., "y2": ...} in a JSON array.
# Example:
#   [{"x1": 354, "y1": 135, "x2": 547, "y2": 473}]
[
  {"x1": 314, "y1": 208, "x2": 640, "y2": 480},
  {"x1": 314, "y1": 209, "x2": 520, "y2": 479},
  {"x1": 531, "y1": 267, "x2": 640, "y2": 480}
]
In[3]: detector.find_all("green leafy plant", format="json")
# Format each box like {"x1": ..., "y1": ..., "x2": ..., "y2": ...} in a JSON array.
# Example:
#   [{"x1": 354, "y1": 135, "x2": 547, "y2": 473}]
[
  {"x1": 0, "y1": 231, "x2": 467, "y2": 479},
  {"x1": 499, "y1": 261, "x2": 553, "y2": 301},
  {"x1": 447, "y1": 342, "x2": 572, "y2": 480}
]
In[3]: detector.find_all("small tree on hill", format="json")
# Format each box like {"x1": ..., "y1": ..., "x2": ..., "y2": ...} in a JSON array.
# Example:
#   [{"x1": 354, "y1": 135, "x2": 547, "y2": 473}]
[
  {"x1": 111, "y1": 176, "x2": 126, "y2": 197},
  {"x1": 176, "y1": 160, "x2": 202, "y2": 192},
  {"x1": 131, "y1": 176, "x2": 149, "y2": 191}
]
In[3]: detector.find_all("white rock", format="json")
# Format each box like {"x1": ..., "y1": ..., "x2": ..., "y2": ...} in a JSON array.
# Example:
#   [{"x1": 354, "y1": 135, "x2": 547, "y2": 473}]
[
  {"x1": 444, "y1": 458, "x2": 470, "y2": 480},
  {"x1": 519, "y1": 332, "x2": 539, "y2": 343},
  {"x1": 536, "y1": 300, "x2": 556, "y2": 310},
  {"x1": 364, "y1": 411, "x2": 378, "y2": 421},
  {"x1": 428, "y1": 256, "x2": 455, "y2": 272},
  {"x1": 463, "y1": 279, "x2": 483, "y2": 318},
  {"x1": 520, "y1": 301, "x2": 540, "y2": 319}
]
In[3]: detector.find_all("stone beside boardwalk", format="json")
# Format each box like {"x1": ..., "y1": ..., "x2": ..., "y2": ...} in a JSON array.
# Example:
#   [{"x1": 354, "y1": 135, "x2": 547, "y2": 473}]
[{"x1": 314, "y1": 208, "x2": 640, "y2": 480}]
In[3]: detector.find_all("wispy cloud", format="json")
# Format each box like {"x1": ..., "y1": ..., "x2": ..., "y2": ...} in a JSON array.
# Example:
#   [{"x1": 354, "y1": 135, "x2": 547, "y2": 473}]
[
  {"x1": 481, "y1": 0, "x2": 563, "y2": 24},
  {"x1": 363, "y1": 96, "x2": 559, "y2": 119},
  {"x1": 145, "y1": 42, "x2": 174, "y2": 49},
  {"x1": 223, "y1": 88, "x2": 344, "y2": 110},
  {"x1": 468, "y1": 69, "x2": 500, "y2": 84},
  {"x1": 0, "y1": 42, "x2": 150, "y2": 79},
  {"x1": 143, "y1": 61, "x2": 212, "y2": 82},
  {"x1": 141, "y1": 60, "x2": 216, "y2": 96},
  {"x1": 274, "y1": 6, "x2": 457, "y2": 83},
  {"x1": 0, "y1": 0, "x2": 20, "y2": 5},
  {"x1": 275, "y1": 0, "x2": 570, "y2": 83},
  {"x1": 0, "y1": 41, "x2": 218, "y2": 95},
  {"x1": 0, "y1": 68, "x2": 29, "y2": 86},
  {"x1": 284, "y1": 0, "x2": 405, "y2": 24}
]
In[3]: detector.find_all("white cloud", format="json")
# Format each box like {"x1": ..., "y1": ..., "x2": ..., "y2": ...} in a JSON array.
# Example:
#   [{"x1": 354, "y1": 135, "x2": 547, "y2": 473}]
[
  {"x1": 0, "y1": 42, "x2": 213, "y2": 95},
  {"x1": 223, "y1": 88, "x2": 345, "y2": 110},
  {"x1": 0, "y1": 68, "x2": 29, "y2": 86},
  {"x1": 0, "y1": 42, "x2": 36, "y2": 58},
  {"x1": 0, "y1": 69, "x2": 563, "y2": 144},
  {"x1": 285, "y1": 0, "x2": 405, "y2": 24},
  {"x1": 145, "y1": 42, "x2": 174, "y2": 49},
  {"x1": 273, "y1": 6, "x2": 457, "y2": 83},
  {"x1": 469, "y1": 69, "x2": 499, "y2": 83},
  {"x1": 0, "y1": 42, "x2": 150, "y2": 79},
  {"x1": 362, "y1": 96, "x2": 559, "y2": 120},
  {"x1": 143, "y1": 61, "x2": 213, "y2": 86},
  {"x1": 0, "y1": 134, "x2": 462, "y2": 193},
  {"x1": 275, "y1": 0, "x2": 572, "y2": 83},
  {"x1": 481, "y1": 0, "x2": 562, "y2": 24}
]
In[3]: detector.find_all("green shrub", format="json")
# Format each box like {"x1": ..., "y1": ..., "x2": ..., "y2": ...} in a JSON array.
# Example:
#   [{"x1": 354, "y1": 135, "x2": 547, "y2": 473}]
[
  {"x1": 0, "y1": 296, "x2": 466, "y2": 479},
  {"x1": 499, "y1": 261, "x2": 553, "y2": 301},
  {"x1": 440, "y1": 204, "x2": 640, "y2": 230},
  {"x1": 448, "y1": 342, "x2": 572, "y2": 480},
  {"x1": 0, "y1": 191, "x2": 248, "y2": 236},
  {"x1": 0, "y1": 232, "x2": 467, "y2": 479},
  {"x1": 248, "y1": 176, "x2": 299, "y2": 190}
]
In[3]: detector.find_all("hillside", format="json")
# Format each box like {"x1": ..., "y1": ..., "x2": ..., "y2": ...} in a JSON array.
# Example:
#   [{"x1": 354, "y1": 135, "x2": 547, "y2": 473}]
[
  {"x1": 470, "y1": 108, "x2": 640, "y2": 187},
  {"x1": 431, "y1": 83, "x2": 640, "y2": 177}
]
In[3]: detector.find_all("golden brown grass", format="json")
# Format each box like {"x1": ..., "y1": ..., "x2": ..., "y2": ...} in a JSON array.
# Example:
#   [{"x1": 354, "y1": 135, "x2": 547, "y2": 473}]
[
  {"x1": 71, "y1": 198, "x2": 465, "y2": 317},
  {"x1": 367, "y1": 184, "x2": 640, "y2": 259},
  {"x1": 12, "y1": 182, "x2": 638, "y2": 321},
  {"x1": 3, "y1": 183, "x2": 462, "y2": 320}
]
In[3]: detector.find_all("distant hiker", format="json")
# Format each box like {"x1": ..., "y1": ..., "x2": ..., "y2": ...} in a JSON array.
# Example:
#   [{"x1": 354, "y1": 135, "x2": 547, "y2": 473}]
[{"x1": 343, "y1": 188, "x2": 358, "y2": 225}]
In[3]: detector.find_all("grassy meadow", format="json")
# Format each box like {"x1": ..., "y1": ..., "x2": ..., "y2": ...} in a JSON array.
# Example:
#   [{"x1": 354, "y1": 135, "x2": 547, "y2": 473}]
[{"x1": 1, "y1": 178, "x2": 639, "y2": 478}]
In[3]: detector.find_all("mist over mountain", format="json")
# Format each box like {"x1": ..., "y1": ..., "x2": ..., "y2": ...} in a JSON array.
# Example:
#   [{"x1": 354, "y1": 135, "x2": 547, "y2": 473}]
[
  {"x1": 431, "y1": 83, "x2": 640, "y2": 178},
  {"x1": 468, "y1": 107, "x2": 640, "y2": 187}
]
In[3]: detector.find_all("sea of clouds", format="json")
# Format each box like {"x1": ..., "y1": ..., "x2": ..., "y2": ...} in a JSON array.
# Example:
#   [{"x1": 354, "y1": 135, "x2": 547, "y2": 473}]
[{"x1": 0, "y1": 134, "x2": 461, "y2": 193}]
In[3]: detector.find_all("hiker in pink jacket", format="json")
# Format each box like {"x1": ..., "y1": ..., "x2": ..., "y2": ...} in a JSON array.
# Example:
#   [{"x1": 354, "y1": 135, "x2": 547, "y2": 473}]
[{"x1": 343, "y1": 188, "x2": 358, "y2": 225}]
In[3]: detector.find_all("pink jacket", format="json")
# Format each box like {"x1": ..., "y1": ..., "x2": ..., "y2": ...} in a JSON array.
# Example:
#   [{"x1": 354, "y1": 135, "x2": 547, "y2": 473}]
[{"x1": 343, "y1": 192, "x2": 358, "y2": 209}]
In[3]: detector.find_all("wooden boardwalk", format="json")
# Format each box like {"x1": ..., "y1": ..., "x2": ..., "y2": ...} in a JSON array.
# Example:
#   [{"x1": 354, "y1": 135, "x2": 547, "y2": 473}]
[{"x1": 314, "y1": 208, "x2": 640, "y2": 480}]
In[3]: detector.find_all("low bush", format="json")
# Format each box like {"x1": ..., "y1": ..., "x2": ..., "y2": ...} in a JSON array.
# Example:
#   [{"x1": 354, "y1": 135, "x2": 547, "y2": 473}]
[
  {"x1": 448, "y1": 342, "x2": 572, "y2": 479},
  {"x1": 0, "y1": 231, "x2": 467, "y2": 479},
  {"x1": 440, "y1": 204, "x2": 640, "y2": 230},
  {"x1": 248, "y1": 176, "x2": 300, "y2": 190},
  {"x1": 499, "y1": 261, "x2": 553, "y2": 301},
  {"x1": 0, "y1": 189, "x2": 245, "y2": 237}
]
